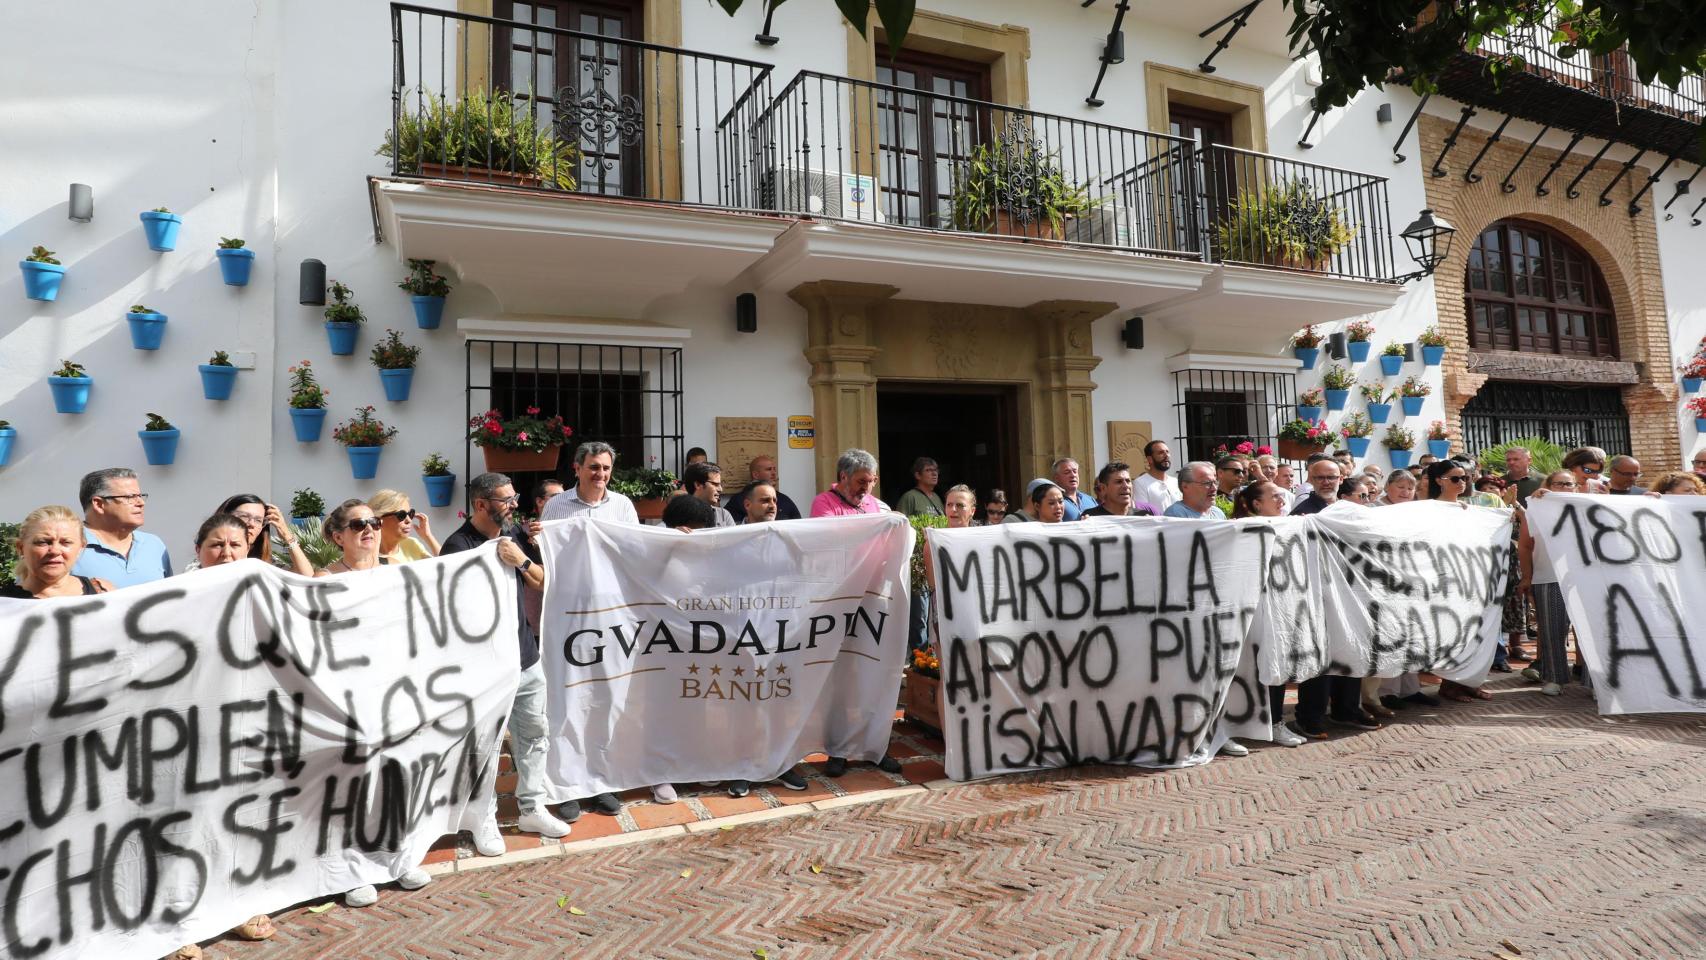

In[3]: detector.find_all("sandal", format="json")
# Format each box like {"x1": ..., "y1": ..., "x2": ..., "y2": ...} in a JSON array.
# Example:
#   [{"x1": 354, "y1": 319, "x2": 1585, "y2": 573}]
[
  {"x1": 166, "y1": 948, "x2": 203, "y2": 960},
  {"x1": 1470, "y1": 686, "x2": 1494, "y2": 700},
  {"x1": 1362, "y1": 700, "x2": 1396, "y2": 719},
  {"x1": 1439, "y1": 681, "x2": 1475, "y2": 703},
  {"x1": 234, "y1": 916, "x2": 276, "y2": 941}
]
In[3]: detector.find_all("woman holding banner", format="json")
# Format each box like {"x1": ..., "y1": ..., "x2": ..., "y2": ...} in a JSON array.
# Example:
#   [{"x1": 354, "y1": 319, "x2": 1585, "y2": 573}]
[
  {"x1": 1420, "y1": 461, "x2": 1497, "y2": 703},
  {"x1": 209, "y1": 494, "x2": 315, "y2": 575},
  {"x1": 314, "y1": 499, "x2": 387, "y2": 576},
  {"x1": 0, "y1": 505, "x2": 114, "y2": 599},
  {"x1": 1378, "y1": 469, "x2": 1416, "y2": 505},
  {"x1": 1029, "y1": 480, "x2": 1067, "y2": 523},
  {"x1": 1562, "y1": 447, "x2": 1610, "y2": 494},
  {"x1": 1231, "y1": 483, "x2": 1310, "y2": 748},
  {"x1": 1518, "y1": 470, "x2": 1583, "y2": 697}
]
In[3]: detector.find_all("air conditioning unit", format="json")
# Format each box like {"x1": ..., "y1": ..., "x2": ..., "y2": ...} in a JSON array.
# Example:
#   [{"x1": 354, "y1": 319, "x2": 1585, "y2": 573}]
[
  {"x1": 1064, "y1": 204, "x2": 1133, "y2": 248},
  {"x1": 759, "y1": 168, "x2": 885, "y2": 223}
]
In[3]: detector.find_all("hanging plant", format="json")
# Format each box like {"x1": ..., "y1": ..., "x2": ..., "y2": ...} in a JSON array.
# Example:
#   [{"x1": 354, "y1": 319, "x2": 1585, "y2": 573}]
[
  {"x1": 949, "y1": 118, "x2": 1095, "y2": 238},
  {"x1": 286, "y1": 360, "x2": 330, "y2": 442},
  {"x1": 216, "y1": 237, "x2": 256, "y2": 286},
  {"x1": 199, "y1": 349, "x2": 239, "y2": 400},
  {"x1": 370, "y1": 328, "x2": 421, "y2": 402},
  {"x1": 323, "y1": 280, "x2": 365, "y2": 355},
  {"x1": 399, "y1": 259, "x2": 452, "y2": 329},
  {"x1": 21, "y1": 246, "x2": 66, "y2": 302},
  {"x1": 138, "y1": 412, "x2": 180, "y2": 466},
  {"x1": 378, "y1": 90, "x2": 578, "y2": 190}
]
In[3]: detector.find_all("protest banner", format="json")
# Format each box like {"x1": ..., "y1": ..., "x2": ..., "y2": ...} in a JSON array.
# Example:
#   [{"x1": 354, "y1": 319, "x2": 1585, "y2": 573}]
[
  {"x1": 1527, "y1": 493, "x2": 1706, "y2": 714},
  {"x1": 537, "y1": 514, "x2": 913, "y2": 798},
  {"x1": 0, "y1": 545, "x2": 520, "y2": 960}
]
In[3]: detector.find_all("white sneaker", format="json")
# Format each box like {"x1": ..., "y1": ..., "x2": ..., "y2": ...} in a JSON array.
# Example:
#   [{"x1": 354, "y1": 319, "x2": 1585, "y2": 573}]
[
  {"x1": 1218, "y1": 740, "x2": 1249, "y2": 757},
  {"x1": 397, "y1": 867, "x2": 432, "y2": 891},
  {"x1": 473, "y1": 816, "x2": 506, "y2": 856},
  {"x1": 344, "y1": 884, "x2": 378, "y2": 908},
  {"x1": 1271, "y1": 726, "x2": 1309, "y2": 748},
  {"x1": 1541, "y1": 682, "x2": 1562, "y2": 696},
  {"x1": 517, "y1": 806, "x2": 571, "y2": 839},
  {"x1": 652, "y1": 783, "x2": 678, "y2": 804}
]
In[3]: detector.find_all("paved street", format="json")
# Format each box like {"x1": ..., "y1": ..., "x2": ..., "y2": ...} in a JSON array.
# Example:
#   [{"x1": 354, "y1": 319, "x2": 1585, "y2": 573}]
[{"x1": 212, "y1": 676, "x2": 1706, "y2": 960}]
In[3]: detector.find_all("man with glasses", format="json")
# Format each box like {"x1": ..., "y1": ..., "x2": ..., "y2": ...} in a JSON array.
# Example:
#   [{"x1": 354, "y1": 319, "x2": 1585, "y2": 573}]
[
  {"x1": 442, "y1": 471, "x2": 574, "y2": 852},
  {"x1": 1214, "y1": 458, "x2": 1247, "y2": 500},
  {"x1": 1163, "y1": 462, "x2": 1226, "y2": 519},
  {"x1": 1135, "y1": 440, "x2": 1181, "y2": 514},
  {"x1": 1606, "y1": 455, "x2": 1646, "y2": 495},
  {"x1": 1288, "y1": 455, "x2": 1342, "y2": 518},
  {"x1": 72, "y1": 467, "x2": 170, "y2": 587},
  {"x1": 1287, "y1": 457, "x2": 1379, "y2": 736}
]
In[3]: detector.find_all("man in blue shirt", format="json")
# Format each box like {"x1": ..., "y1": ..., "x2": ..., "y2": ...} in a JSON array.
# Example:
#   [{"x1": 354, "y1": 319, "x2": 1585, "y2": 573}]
[
  {"x1": 1163, "y1": 462, "x2": 1227, "y2": 519},
  {"x1": 1052, "y1": 457, "x2": 1098, "y2": 520},
  {"x1": 71, "y1": 468, "x2": 172, "y2": 587}
]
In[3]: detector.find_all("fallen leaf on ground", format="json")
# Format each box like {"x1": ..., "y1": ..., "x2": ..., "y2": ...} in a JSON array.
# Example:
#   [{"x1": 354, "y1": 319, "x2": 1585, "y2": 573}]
[
  {"x1": 754, "y1": 950, "x2": 769, "y2": 959},
  {"x1": 1501, "y1": 942, "x2": 1523, "y2": 956},
  {"x1": 719, "y1": 825, "x2": 733, "y2": 831},
  {"x1": 557, "y1": 895, "x2": 568, "y2": 908},
  {"x1": 568, "y1": 906, "x2": 587, "y2": 916},
  {"x1": 680, "y1": 869, "x2": 692, "y2": 879},
  {"x1": 477, "y1": 892, "x2": 492, "y2": 899},
  {"x1": 810, "y1": 864, "x2": 822, "y2": 874},
  {"x1": 306, "y1": 903, "x2": 335, "y2": 914}
]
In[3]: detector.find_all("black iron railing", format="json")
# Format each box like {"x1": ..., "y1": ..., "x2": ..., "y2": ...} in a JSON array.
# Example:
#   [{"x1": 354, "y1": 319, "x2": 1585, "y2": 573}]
[
  {"x1": 1476, "y1": 20, "x2": 1706, "y2": 121},
  {"x1": 388, "y1": 3, "x2": 772, "y2": 204}
]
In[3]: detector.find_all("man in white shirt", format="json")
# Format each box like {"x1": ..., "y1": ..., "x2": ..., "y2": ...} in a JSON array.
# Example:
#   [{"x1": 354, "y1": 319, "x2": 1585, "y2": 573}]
[
  {"x1": 1133, "y1": 440, "x2": 1181, "y2": 514},
  {"x1": 540, "y1": 441, "x2": 639, "y2": 524}
]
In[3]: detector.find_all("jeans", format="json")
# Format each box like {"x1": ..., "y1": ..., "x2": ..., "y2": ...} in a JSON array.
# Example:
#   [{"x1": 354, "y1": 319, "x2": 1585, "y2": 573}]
[
  {"x1": 1295, "y1": 675, "x2": 1362, "y2": 726},
  {"x1": 501, "y1": 660, "x2": 549, "y2": 815}
]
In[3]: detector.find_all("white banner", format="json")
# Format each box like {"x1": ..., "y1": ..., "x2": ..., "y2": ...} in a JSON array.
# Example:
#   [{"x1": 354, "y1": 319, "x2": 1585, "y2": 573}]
[
  {"x1": 538, "y1": 514, "x2": 913, "y2": 797},
  {"x1": 1528, "y1": 493, "x2": 1706, "y2": 714},
  {"x1": 0, "y1": 546, "x2": 519, "y2": 960}
]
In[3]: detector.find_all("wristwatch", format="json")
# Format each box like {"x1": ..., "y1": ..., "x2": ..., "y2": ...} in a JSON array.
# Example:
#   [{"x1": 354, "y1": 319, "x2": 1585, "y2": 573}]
[{"x1": 519, "y1": 558, "x2": 534, "y2": 573}]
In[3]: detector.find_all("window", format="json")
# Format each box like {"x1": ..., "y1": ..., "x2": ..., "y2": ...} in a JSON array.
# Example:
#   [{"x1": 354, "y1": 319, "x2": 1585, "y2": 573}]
[
  {"x1": 875, "y1": 50, "x2": 991, "y2": 228},
  {"x1": 1172, "y1": 368, "x2": 1296, "y2": 462},
  {"x1": 1465, "y1": 220, "x2": 1618, "y2": 358}
]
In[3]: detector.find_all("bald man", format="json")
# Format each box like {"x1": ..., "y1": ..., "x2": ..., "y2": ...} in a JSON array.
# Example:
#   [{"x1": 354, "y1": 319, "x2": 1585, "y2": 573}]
[{"x1": 725, "y1": 454, "x2": 801, "y2": 521}]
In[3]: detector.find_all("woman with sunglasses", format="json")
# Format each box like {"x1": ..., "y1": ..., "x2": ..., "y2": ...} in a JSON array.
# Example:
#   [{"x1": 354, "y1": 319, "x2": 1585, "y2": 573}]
[
  {"x1": 314, "y1": 499, "x2": 387, "y2": 576},
  {"x1": 368, "y1": 489, "x2": 440, "y2": 564},
  {"x1": 1419, "y1": 460, "x2": 1498, "y2": 702},
  {"x1": 978, "y1": 489, "x2": 1009, "y2": 526},
  {"x1": 1562, "y1": 446, "x2": 1610, "y2": 494}
]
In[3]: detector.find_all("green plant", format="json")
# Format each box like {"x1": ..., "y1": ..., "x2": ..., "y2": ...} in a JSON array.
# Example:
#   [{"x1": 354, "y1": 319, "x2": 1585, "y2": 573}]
[
  {"x1": 1360, "y1": 383, "x2": 1390, "y2": 403},
  {"x1": 422, "y1": 452, "x2": 452, "y2": 476},
  {"x1": 1339, "y1": 412, "x2": 1373, "y2": 439},
  {"x1": 378, "y1": 90, "x2": 578, "y2": 190},
  {"x1": 1475, "y1": 437, "x2": 1566, "y2": 476},
  {"x1": 1320, "y1": 364, "x2": 1356, "y2": 391},
  {"x1": 0, "y1": 522, "x2": 18, "y2": 588},
  {"x1": 1346, "y1": 319, "x2": 1375, "y2": 342},
  {"x1": 1291, "y1": 325, "x2": 1323, "y2": 349},
  {"x1": 1279, "y1": 418, "x2": 1334, "y2": 447},
  {"x1": 274, "y1": 519, "x2": 342, "y2": 569},
  {"x1": 332, "y1": 405, "x2": 398, "y2": 447},
  {"x1": 151, "y1": 206, "x2": 171, "y2": 213},
  {"x1": 909, "y1": 513, "x2": 948, "y2": 592},
  {"x1": 208, "y1": 350, "x2": 233, "y2": 367},
  {"x1": 129, "y1": 304, "x2": 156, "y2": 315},
  {"x1": 398, "y1": 259, "x2": 451, "y2": 297},
  {"x1": 1382, "y1": 425, "x2": 1416, "y2": 450},
  {"x1": 610, "y1": 466, "x2": 679, "y2": 500},
  {"x1": 1381, "y1": 341, "x2": 1406, "y2": 357},
  {"x1": 290, "y1": 488, "x2": 326, "y2": 518},
  {"x1": 324, "y1": 281, "x2": 365, "y2": 324},
  {"x1": 287, "y1": 360, "x2": 328, "y2": 409},
  {"x1": 218, "y1": 237, "x2": 246, "y2": 249},
  {"x1": 26, "y1": 246, "x2": 61, "y2": 265},
  {"x1": 1399, "y1": 375, "x2": 1431, "y2": 398},
  {"x1": 1427, "y1": 420, "x2": 1449, "y2": 441},
  {"x1": 1417, "y1": 325, "x2": 1448, "y2": 347},
  {"x1": 53, "y1": 359, "x2": 87, "y2": 378},
  {"x1": 949, "y1": 123, "x2": 1096, "y2": 234},
  {"x1": 1217, "y1": 180, "x2": 1355, "y2": 267},
  {"x1": 369, "y1": 328, "x2": 421, "y2": 369},
  {"x1": 0, "y1": 420, "x2": 9, "y2": 430},
  {"x1": 468, "y1": 407, "x2": 571, "y2": 453},
  {"x1": 1299, "y1": 386, "x2": 1325, "y2": 407},
  {"x1": 143, "y1": 413, "x2": 175, "y2": 432}
]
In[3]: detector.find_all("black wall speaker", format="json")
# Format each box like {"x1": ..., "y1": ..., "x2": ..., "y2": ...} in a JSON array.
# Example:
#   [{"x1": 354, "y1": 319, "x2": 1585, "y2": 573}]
[
  {"x1": 735, "y1": 292, "x2": 757, "y2": 333},
  {"x1": 299, "y1": 259, "x2": 326, "y2": 305},
  {"x1": 1122, "y1": 315, "x2": 1144, "y2": 349}
]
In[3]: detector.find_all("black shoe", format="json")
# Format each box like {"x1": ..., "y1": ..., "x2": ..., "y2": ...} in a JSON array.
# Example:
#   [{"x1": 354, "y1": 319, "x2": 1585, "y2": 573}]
[
  {"x1": 823, "y1": 756, "x2": 848, "y2": 777},
  {"x1": 1403, "y1": 692, "x2": 1443, "y2": 707},
  {"x1": 1492, "y1": 661, "x2": 1513, "y2": 673},
  {"x1": 776, "y1": 769, "x2": 808, "y2": 791},
  {"x1": 726, "y1": 779, "x2": 750, "y2": 798},
  {"x1": 1329, "y1": 713, "x2": 1382, "y2": 731},
  {"x1": 1294, "y1": 718, "x2": 1330, "y2": 739},
  {"x1": 589, "y1": 792, "x2": 622, "y2": 815},
  {"x1": 876, "y1": 754, "x2": 902, "y2": 774},
  {"x1": 1379, "y1": 695, "x2": 1409, "y2": 711},
  {"x1": 557, "y1": 799, "x2": 583, "y2": 824}
]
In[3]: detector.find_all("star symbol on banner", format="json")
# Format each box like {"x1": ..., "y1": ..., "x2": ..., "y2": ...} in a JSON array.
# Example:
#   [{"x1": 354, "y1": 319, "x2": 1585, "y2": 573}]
[
  {"x1": 774, "y1": 664, "x2": 787, "y2": 676},
  {"x1": 709, "y1": 665, "x2": 722, "y2": 676},
  {"x1": 733, "y1": 666, "x2": 745, "y2": 677},
  {"x1": 687, "y1": 662, "x2": 700, "y2": 675},
  {"x1": 755, "y1": 665, "x2": 767, "y2": 677}
]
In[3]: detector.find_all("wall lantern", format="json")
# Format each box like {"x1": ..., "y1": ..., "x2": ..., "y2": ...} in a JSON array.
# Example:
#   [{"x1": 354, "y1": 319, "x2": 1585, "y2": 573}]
[
  {"x1": 1102, "y1": 30, "x2": 1125, "y2": 65},
  {"x1": 1326, "y1": 331, "x2": 1348, "y2": 360},
  {"x1": 299, "y1": 259, "x2": 326, "y2": 305},
  {"x1": 68, "y1": 184, "x2": 94, "y2": 222},
  {"x1": 1398, "y1": 208, "x2": 1456, "y2": 281}
]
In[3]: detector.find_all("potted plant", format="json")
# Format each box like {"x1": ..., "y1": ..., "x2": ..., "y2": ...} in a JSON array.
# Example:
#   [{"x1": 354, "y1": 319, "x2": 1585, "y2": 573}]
[
  {"x1": 1362, "y1": 384, "x2": 1393, "y2": 424},
  {"x1": 1290, "y1": 325, "x2": 1323, "y2": 370},
  {"x1": 378, "y1": 90, "x2": 578, "y2": 189},
  {"x1": 1383, "y1": 424, "x2": 1417, "y2": 469},
  {"x1": 1277, "y1": 417, "x2": 1335, "y2": 460},
  {"x1": 468, "y1": 406, "x2": 572, "y2": 473},
  {"x1": 1345, "y1": 319, "x2": 1375, "y2": 363},
  {"x1": 1379, "y1": 341, "x2": 1407, "y2": 376},
  {"x1": 1398, "y1": 376, "x2": 1430, "y2": 416},
  {"x1": 949, "y1": 122, "x2": 1095, "y2": 240},
  {"x1": 1417, "y1": 326, "x2": 1448, "y2": 366},
  {"x1": 421, "y1": 452, "x2": 456, "y2": 508},
  {"x1": 1339, "y1": 412, "x2": 1373, "y2": 458},
  {"x1": 138, "y1": 412, "x2": 180, "y2": 466},
  {"x1": 21, "y1": 246, "x2": 66, "y2": 302},
  {"x1": 903, "y1": 644, "x2": 945, "y2": 734},
  {"x1": 140, "y1": 206, "x2": 182, "y2": 252},
  {"x1": 1321, "y1": 364, "x2": 1356, "y2": 411},
  {"x1": 370, "y1": 328, "x2": 421, "y2": 401},
  {"x1": 199, "y1": 350, "x2": 239, "y2": 400},
  {"x1": 1688, "y1": 396, "x2": 1706, "y2": 433},
  {"x1": 1296, "y1": 386, "x2": 1326, "y2": 422},
  {"x1": 399, "y1": 259, "x2": 451, "y2": 330},
  {"x1": 1426, "y1": 420, "x2": 1452, "y2": 459},
  {"x1": 610, "y1": 464, "x2": 680, "y2": 520},
  {"x1": 289, "y1": 488, "x2": 326, "y2": 531},
  {"x1": 48, "y1": 359, "x2": 92, "y2": 414},
  {"x1": 333, "y1": 405, "x2": 397, "y2": 480},
  {"x1": 216, "y1": 237, "x2": 255, "y2": 286},
  {"x1": 0, "y1": 420, "x2": 14, "y2": 468},
  {"x1": 1217, "y1": 180, "x2": 1356, "y2": 271},
  {"x1": 126, "y1": 303, "x2": 168, "y2": 350},
  {"x1": 323, "y1": 280, "x2": 365, "y2": 355},
  {"x1": 286, "y1": 360, "x2": 329, "y2": 442},
  {"x1": 1679, "y1": 353, "x2": 1706, "y2": 393}
]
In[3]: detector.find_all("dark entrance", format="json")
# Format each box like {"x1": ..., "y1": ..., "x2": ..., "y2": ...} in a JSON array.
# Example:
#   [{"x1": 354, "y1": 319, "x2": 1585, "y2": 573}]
[
  {"x1": 1460, "y1": 380, "x2": 1633, "y2": 456},
  {"x1": 877, "y1": 384, "x2": 1019, "y2": 511}
]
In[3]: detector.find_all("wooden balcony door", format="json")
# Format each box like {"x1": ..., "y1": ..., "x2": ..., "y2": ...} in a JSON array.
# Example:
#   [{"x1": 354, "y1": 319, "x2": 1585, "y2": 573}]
[{"x1": 874, "y1": 51, "x2": 991, "y2": 228}]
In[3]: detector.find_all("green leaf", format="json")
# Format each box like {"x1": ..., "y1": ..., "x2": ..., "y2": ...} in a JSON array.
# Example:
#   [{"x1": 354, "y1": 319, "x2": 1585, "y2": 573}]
[
  {"x1": 478, "y1": 892, "x2": 493, "y2": 899},
  {"x1": 557, "y1": 895, "x2": 568, "y2": 908},
  {"x1": 754, "y1": 950, "x2": 770, "y2": 959},
  {"x1": 834, "y1": 0, "x2": 869, "y2": 36},
  {"x1": 307, "y1": 903, "x2": 335, "y2": 914},
  {"x1": 874, "y1": 0, "x2": 915, "y2": 55},
  {"x1": 810, "y1": 863, "x2": 823, "y2": 874}
]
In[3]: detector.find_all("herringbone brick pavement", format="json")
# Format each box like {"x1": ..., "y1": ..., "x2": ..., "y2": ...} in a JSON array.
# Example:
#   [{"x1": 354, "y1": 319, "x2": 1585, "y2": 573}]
[{"x1": 207, "y1": 677, "x2": 1706, "y2": 960}]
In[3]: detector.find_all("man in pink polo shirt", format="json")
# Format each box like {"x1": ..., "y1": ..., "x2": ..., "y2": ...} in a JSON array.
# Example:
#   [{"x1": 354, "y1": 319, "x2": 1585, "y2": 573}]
[{"x1": 809, "y1": 448, "x2": 887, "y2": 517}]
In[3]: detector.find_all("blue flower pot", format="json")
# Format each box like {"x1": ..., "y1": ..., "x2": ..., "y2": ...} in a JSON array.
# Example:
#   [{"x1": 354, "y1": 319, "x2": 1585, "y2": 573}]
[
  {"x1": 289, "y1": 406, "x2": 327, "y2": 442},
  {"x1": 325, "y1": 321, "x2": 359, "y2": 356},
  {"x1": 1421, "y1": 344, "x2": 1445, "y2": 366},
  {"x1": 1695, "y1": 417, "x2": 1706, "y2": 433},
  {"x1": 48, "y1": 376, "x2": 92, "y2": 414},
  {"x1": 1427, "y1": 439, "x2": 1452, "y2": 459},
  {"x1": 1367, "y1": 402, "x2": 1392, "y2": 424},
  {"x1": 216, "y1": 247, "x2": 255, "y2": 286},
  {"x1": 0, "y1": 427, "x2": 15, "y2": 467},
  {"x1": 1401, "y1": 396, "x2": 1425, "y2": 416},
  {"x1": 1379, "y1": 354, "x2": 1404, "y2": 376},
  {"x1": 1684, "y1": 377, "x2": 1702, "y2": 394},
  {"x1": 346, "y1": 445, "x2": 383, "y2": 480},
  {"x1": 139, "y1": 428, "x2": 180, "y2": 466},
  {"x1": 1348, "y1": 340, "x2": 1371, "y2": 363},
  {"x1": 1294, "y1": 346, "x2": 1319, "y2": 370},
  {"x1": 199, "y1": 364, "x2": 238, "y2": 400},
  {"x1": 292, "y1": 516, "x2": 323, "y2": 533},
  {"x1": 411, "y1": 295, "x2": 446, "y2": 330},
  {"x1": 1296, "y1": 404, "x2": 1324, "y2": 421},
  {"x1": 379, "y1": 367, "x2": 415, "y2": 402},
  {"x1": 127, "y1": 311, "x2": 167, "y2": 350},
  {"x1": 1388, "y1": 449, "x2": 1413, "y2": 469},
  {"x1": 140, "y1": 211, "x2": 182, "y2": 252},
  {"x1": 21, "y1": 261, "x2": 66, "y2": 302},
  {"x1": 1324, "y1": 388, "x2": 1349, "y2": 412},
  {"x1": 1345, "y1": 436, "x2": 1371, "y2": 458},
  {"x1": 423, "y1": 472, "x2": 456, "y2": 507}
]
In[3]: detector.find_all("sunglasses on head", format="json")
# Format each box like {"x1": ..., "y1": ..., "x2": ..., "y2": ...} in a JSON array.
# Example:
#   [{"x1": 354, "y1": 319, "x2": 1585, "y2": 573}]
[{"x1": 345, "y1": 518, "x2": 383, "y2": 531}]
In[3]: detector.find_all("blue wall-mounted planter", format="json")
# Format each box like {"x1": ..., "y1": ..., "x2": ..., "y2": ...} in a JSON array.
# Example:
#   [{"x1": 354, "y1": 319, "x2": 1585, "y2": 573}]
[
  {"x1": 325, "y1": 321, "x2": 359, "y2": 356},
  {"x1": 21, "y1": 261, "x2": 66, "y2": 301},
  {"x1": 411, "y1": 295, "x2": 445, "y2": 330},
  {"x1": 1347, "y1": 340, "x2": 1371, "y2": 363},
  {"x1": 423, "y1": 472, "x2": 456, "y2": 507},
  {"x1": 1379, "y1": 354, "x2": 1404, "y2": 376},
  {"x1": 1684, "y1": 377, "x2": 1703, "y2": 394},
  {"x1": 1367, "y1": 402, "x2": 1392, "y2": 424},
  {"x1": 1345, "y1": 436, "x2": 1371, "y2": 458},
  {"x1": 48, "y1": 376, "x2": 92, "y2": 414},
  {"x1": 0, "y1": 427, "x2": 15, "y2": 467},
  {"x1": 289, "y1": 406, "x2": 327, "y2": 442},
  {"x1": 140, "y1": 211, "x2": 182, "y2": 252},
  {"x1": 217, "y1": 247, "x2": 256, "y2": 286},
  {"x1": 139, "y1": 428, "x2": 180, "y2": 465},
  {"x1": 347, "y1": 445, "x2": 383, "y2": 480},
  {"x1": 1400, "y1": 396, "x2": 1425, "y2": 417},
  {"x1": 1294, "y1": 346, "x2": 1319, "y2": 370},
  {"x1": 1324, "y1": 388, "x2": 1349, "y2": 412},
  {"x1": 127, "y1": 311, "x2": 168, "y2": 350},
  {"x1": 1421, "y1": 345, "x2": 1445, "y2": 366},
  {"x1": 1296, "y1": 404, "x2": 1324, "y2": 422},
  {"x1": 379, "y1": 367, "x2": 415, "y2": 402},
  {"x1": 1388, "y1": 449, "x2": 1413, "y2": 469},
  {"x1": 1427, "y1": 439, "x2": 1452, "y2": 460},
  {"x1": 199, "y1": 364, "x2": 238, "y2": 400}
]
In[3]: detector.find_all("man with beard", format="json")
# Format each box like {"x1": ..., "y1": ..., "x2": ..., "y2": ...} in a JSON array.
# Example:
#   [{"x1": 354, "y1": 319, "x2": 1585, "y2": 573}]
[{"x1": 1134, "y1": 440, "x2": 1181, "y2": 514}]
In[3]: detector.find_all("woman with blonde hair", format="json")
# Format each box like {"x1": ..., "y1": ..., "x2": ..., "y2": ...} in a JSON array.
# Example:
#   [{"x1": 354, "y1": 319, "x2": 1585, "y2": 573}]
[
  {"x1": 1648, "y1": 471, "x2": 1705, "y2": 495},
  {"x1": 2, "y1": 505, "x2": 113, "y2": 598},
  {"x1": 367, "y1": 489, "x2": 440, "y2": 564}
]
